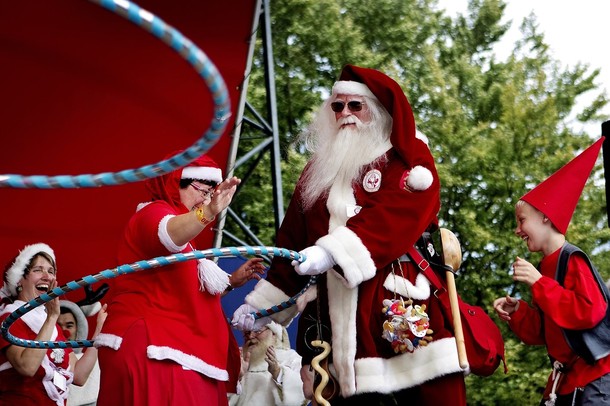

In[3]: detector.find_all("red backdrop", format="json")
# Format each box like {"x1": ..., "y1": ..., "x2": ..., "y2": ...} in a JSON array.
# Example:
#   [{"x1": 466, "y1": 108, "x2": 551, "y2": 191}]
[{"x1": 0, "y1": 0, "x2": 259, "y2": 303}]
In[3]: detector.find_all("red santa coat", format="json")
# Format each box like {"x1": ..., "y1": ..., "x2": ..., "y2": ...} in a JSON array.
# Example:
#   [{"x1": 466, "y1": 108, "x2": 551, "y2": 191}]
[
  {"x1": 509, "y1": 247, "x2": 610, "y2": 395},
  {"x1": 0, "y1": 304, "x2": 73, "y2": 406},
  {"x1": 97, "y1": 201, "x2": 239, "y2": 383},
  {"x1": 246, "y1": 148, "x2": 463, "y2": 396}
]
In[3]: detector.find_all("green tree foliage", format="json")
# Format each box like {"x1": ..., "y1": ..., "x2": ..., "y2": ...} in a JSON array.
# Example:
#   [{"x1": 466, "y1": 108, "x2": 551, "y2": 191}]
[{"x1": 227, "y1": 0, "x2": 609, "y2": 403}]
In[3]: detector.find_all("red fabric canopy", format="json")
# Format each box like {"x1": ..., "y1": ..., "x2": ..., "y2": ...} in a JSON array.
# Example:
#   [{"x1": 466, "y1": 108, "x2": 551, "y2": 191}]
[{"x1": 0, "y1": 0, "x2": 259, "y2": 303}]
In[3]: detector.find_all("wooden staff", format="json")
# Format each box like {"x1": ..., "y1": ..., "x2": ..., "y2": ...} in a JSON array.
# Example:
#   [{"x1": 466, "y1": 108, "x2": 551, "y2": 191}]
[{"x1": 440, "y1": 228, "x2": 469, "y2": 370}]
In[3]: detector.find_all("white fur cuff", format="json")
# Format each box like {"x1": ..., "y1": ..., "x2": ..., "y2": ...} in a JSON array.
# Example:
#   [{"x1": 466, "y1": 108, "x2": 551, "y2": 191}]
[{"x1": 316, "y1": 227, "x2": 376, "y2": 288}]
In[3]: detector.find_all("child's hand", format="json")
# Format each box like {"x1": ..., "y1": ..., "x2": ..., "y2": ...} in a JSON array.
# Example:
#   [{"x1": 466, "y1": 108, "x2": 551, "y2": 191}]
[
  {"x1": 512, "y1": 256, "x2": 542, "y2": 287},
  {"x1": 493, "y1": 295, "x2": 520, "y2": 321}
]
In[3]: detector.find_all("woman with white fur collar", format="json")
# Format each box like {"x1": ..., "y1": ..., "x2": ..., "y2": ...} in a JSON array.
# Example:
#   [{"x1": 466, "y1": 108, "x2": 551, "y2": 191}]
[{"x1": 0, "y1": 243, "x2": 105, "y2": 406}]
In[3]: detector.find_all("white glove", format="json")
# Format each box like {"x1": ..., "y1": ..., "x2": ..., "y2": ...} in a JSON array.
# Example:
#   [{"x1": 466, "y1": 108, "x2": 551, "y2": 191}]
[
  {"x1": 291, "y1": 245, "x2": 335, "y2": 276},
  {"x1": 231, "y1": 303, "x2": 271, "y2": 331}
]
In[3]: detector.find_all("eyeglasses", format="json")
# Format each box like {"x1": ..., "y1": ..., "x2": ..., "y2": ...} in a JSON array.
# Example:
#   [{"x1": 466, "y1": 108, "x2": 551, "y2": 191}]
[
  {"x1": 243, "y1": 327, "x2": 269, "y2": 338},
  {"x1": 330, "y1": 100, "x2": 365, "y2": 113},
  {"x1": 189, "y1": 181, "x2": 214, "y2": 198}
]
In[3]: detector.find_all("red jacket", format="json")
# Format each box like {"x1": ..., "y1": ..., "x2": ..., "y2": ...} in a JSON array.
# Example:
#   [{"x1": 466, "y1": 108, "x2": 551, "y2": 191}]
[
  {"x1": 509, "y1": 247, "x2": 610, "y2": 394},
  {"x1": 98, "y1": 201, "x2": 239, "y2": 386},
  {"x1": 245, "y1": 149, "x2": 464, "y2": 397}
]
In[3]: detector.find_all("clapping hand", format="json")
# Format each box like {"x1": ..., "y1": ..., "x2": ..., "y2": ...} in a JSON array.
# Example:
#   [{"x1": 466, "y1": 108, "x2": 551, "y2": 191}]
[{"x1": 265, "y1": 345, "x2": 281, "y2": 381}]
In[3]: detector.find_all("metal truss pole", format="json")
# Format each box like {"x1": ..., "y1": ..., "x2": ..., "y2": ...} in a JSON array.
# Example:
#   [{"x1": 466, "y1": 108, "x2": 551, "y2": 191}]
[{"x1": 213, "y1": 0, "x2": 284, "y2": 249}]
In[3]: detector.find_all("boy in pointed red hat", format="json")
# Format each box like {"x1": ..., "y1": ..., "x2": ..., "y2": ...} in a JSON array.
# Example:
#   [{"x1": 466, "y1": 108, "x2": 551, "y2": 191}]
[{"x1": 494, "y1": 137, "x2": 610, "y2": 405}]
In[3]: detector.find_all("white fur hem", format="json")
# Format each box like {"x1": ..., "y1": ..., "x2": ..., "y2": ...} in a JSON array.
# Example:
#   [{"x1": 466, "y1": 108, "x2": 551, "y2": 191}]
[
  {"x1": 147, "y1": 345, "x2": 229, "y2": 381},
  {"x1": 354, "y1": 337, "x2": 462, "y2": 394},
  {"x1": 317, "y1": 226, "x2": 376, "y2": 288},
  {"x1": 327, "y1": 271, "x2": 358, "y2": 395}
]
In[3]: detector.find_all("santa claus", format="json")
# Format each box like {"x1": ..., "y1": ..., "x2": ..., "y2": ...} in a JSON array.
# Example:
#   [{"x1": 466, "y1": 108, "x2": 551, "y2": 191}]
[{"x1": 233, "y1": 65, "x2": 466, "y2": 405}]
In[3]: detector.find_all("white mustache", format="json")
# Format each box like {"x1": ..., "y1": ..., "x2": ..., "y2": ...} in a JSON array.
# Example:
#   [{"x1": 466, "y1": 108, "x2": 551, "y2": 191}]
[{"x1": 337, "y1": 115, "x2": 362, "y2": 127}]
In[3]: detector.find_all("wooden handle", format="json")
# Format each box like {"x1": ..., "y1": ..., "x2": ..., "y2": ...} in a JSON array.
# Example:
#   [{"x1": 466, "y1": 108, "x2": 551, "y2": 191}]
[
  {"x1": 311, "y1": 340, "x2": 332, "y2": 406},
  {"x1": 446, "y1": 270, "x2": 469, "y2": 370},
  {"x1": 439, "y1": 228, "x2": 468, "y2": 369}
]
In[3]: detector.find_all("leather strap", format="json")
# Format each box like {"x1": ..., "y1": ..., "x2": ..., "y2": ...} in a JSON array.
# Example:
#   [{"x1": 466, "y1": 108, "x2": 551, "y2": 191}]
[{"x1": 406, "y1": 246, "x2": 446, "y2": 294}]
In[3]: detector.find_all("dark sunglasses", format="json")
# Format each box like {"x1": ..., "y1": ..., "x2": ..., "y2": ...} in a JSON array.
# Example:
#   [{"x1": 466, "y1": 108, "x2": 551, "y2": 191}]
[{"x1": 330, "y1": 100, "x2": 365, "y2": 113}]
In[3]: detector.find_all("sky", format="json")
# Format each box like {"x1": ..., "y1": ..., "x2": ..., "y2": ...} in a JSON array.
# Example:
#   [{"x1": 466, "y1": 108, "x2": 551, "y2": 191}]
[{"x1": 437, "y1": 0, "x2": 609, "y2": 137}]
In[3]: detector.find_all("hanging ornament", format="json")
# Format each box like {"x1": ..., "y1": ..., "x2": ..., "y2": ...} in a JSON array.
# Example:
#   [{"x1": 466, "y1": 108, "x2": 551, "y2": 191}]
[{"x1": 381, "y1": 298, "x2": 434, "y2": 353}]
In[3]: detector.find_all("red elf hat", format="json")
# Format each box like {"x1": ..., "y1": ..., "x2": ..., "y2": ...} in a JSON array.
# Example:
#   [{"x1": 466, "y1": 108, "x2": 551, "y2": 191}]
[{"x1": 520, "y1": 137, "x2": 605, "y2": 234}]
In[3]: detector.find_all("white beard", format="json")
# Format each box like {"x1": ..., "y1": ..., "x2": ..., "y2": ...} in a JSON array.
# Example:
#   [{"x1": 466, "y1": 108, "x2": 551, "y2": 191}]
[
  {"x1": 245, "y1": 333, "x2": 276, "y2": 369},
  {"x1": 301, "y1": 115, "x2": 392, "y2": 210}
]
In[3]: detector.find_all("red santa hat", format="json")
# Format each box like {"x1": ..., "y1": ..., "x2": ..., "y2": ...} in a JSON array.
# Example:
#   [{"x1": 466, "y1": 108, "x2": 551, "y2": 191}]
[
  {"x1": 334, "y1": 65, "x2": 437, "y2": 192},
  {"x1": 145, "y1": 152, "x2": 224, "y2": 213},
  {"x1": 1, "y1": 243, "x2": 56, "y2": 300},
  {"x1": 520, "y1": 137, "x2": 605, "y2": 234}
]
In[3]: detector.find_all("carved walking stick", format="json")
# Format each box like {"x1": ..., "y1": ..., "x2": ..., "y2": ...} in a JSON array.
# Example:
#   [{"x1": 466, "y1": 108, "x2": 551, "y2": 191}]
[{"x1": 440, "y1": 228, "x2": 469, "y2": 370}]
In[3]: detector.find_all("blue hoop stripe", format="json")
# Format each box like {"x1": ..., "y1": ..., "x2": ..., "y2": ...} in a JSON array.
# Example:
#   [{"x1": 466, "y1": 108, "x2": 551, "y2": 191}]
[
  {"x1": 253, "y1": 275, "x2": 318, "y2": 318},
  {"x1": 1, "y1": 247, "x2": 309, "y2": 349},
  {"x1": 0, "y1": 0, "x2": 230, "y2": 189}
]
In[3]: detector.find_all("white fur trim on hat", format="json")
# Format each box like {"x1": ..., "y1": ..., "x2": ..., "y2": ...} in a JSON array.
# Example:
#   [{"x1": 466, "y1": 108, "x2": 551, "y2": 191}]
[
  {"x1": 332, "y1": 80, "x2": 377, "y2": 100},
  {"x1": 3, "y1": 243, "x2": 55, "y2": 298},
  {"x1": 181, "y1": 167, "x2": 222, "y2": 183},
  {"x1": 266, "y1": 320, "x2": 282, "y2": 338},
  {"x1": 405, "y1": 165, "x2": 433, "y2": 191},
  {"x1": 266, "y1": 321, "x2": 291, "y2": 350}
]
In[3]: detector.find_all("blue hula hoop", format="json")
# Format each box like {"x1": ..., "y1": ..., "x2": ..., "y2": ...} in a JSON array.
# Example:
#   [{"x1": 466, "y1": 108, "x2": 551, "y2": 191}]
[
  {"x1": 0, "y1": 0, "x2": 317, "y2": 350},
  {"x1": 1, "y1": 246, "x2": 311, "y2": 349},
  {"x1": 0, "y1": 0, "x2": 230, "y2": 189}
]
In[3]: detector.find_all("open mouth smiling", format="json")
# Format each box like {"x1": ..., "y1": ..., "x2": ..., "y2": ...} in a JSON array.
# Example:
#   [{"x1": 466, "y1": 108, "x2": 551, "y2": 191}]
[{"x1": 35, "y1": 284, "x2": 50, "y2": 292}]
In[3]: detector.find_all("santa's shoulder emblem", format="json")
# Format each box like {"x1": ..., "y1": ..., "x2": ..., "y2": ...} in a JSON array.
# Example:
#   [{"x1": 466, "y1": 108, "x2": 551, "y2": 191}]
[{"x1": 363, "y1": 169, "x2": 382, "y2": 192}]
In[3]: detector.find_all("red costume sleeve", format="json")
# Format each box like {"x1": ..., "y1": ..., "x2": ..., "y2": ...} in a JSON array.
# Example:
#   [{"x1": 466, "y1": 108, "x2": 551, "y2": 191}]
[
  {"x1": 508, "y1": 300, "x2": 545, "y2": 345},
  {"x1": 532, "y1": 254, "x2": 607, "y2": 330}
]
